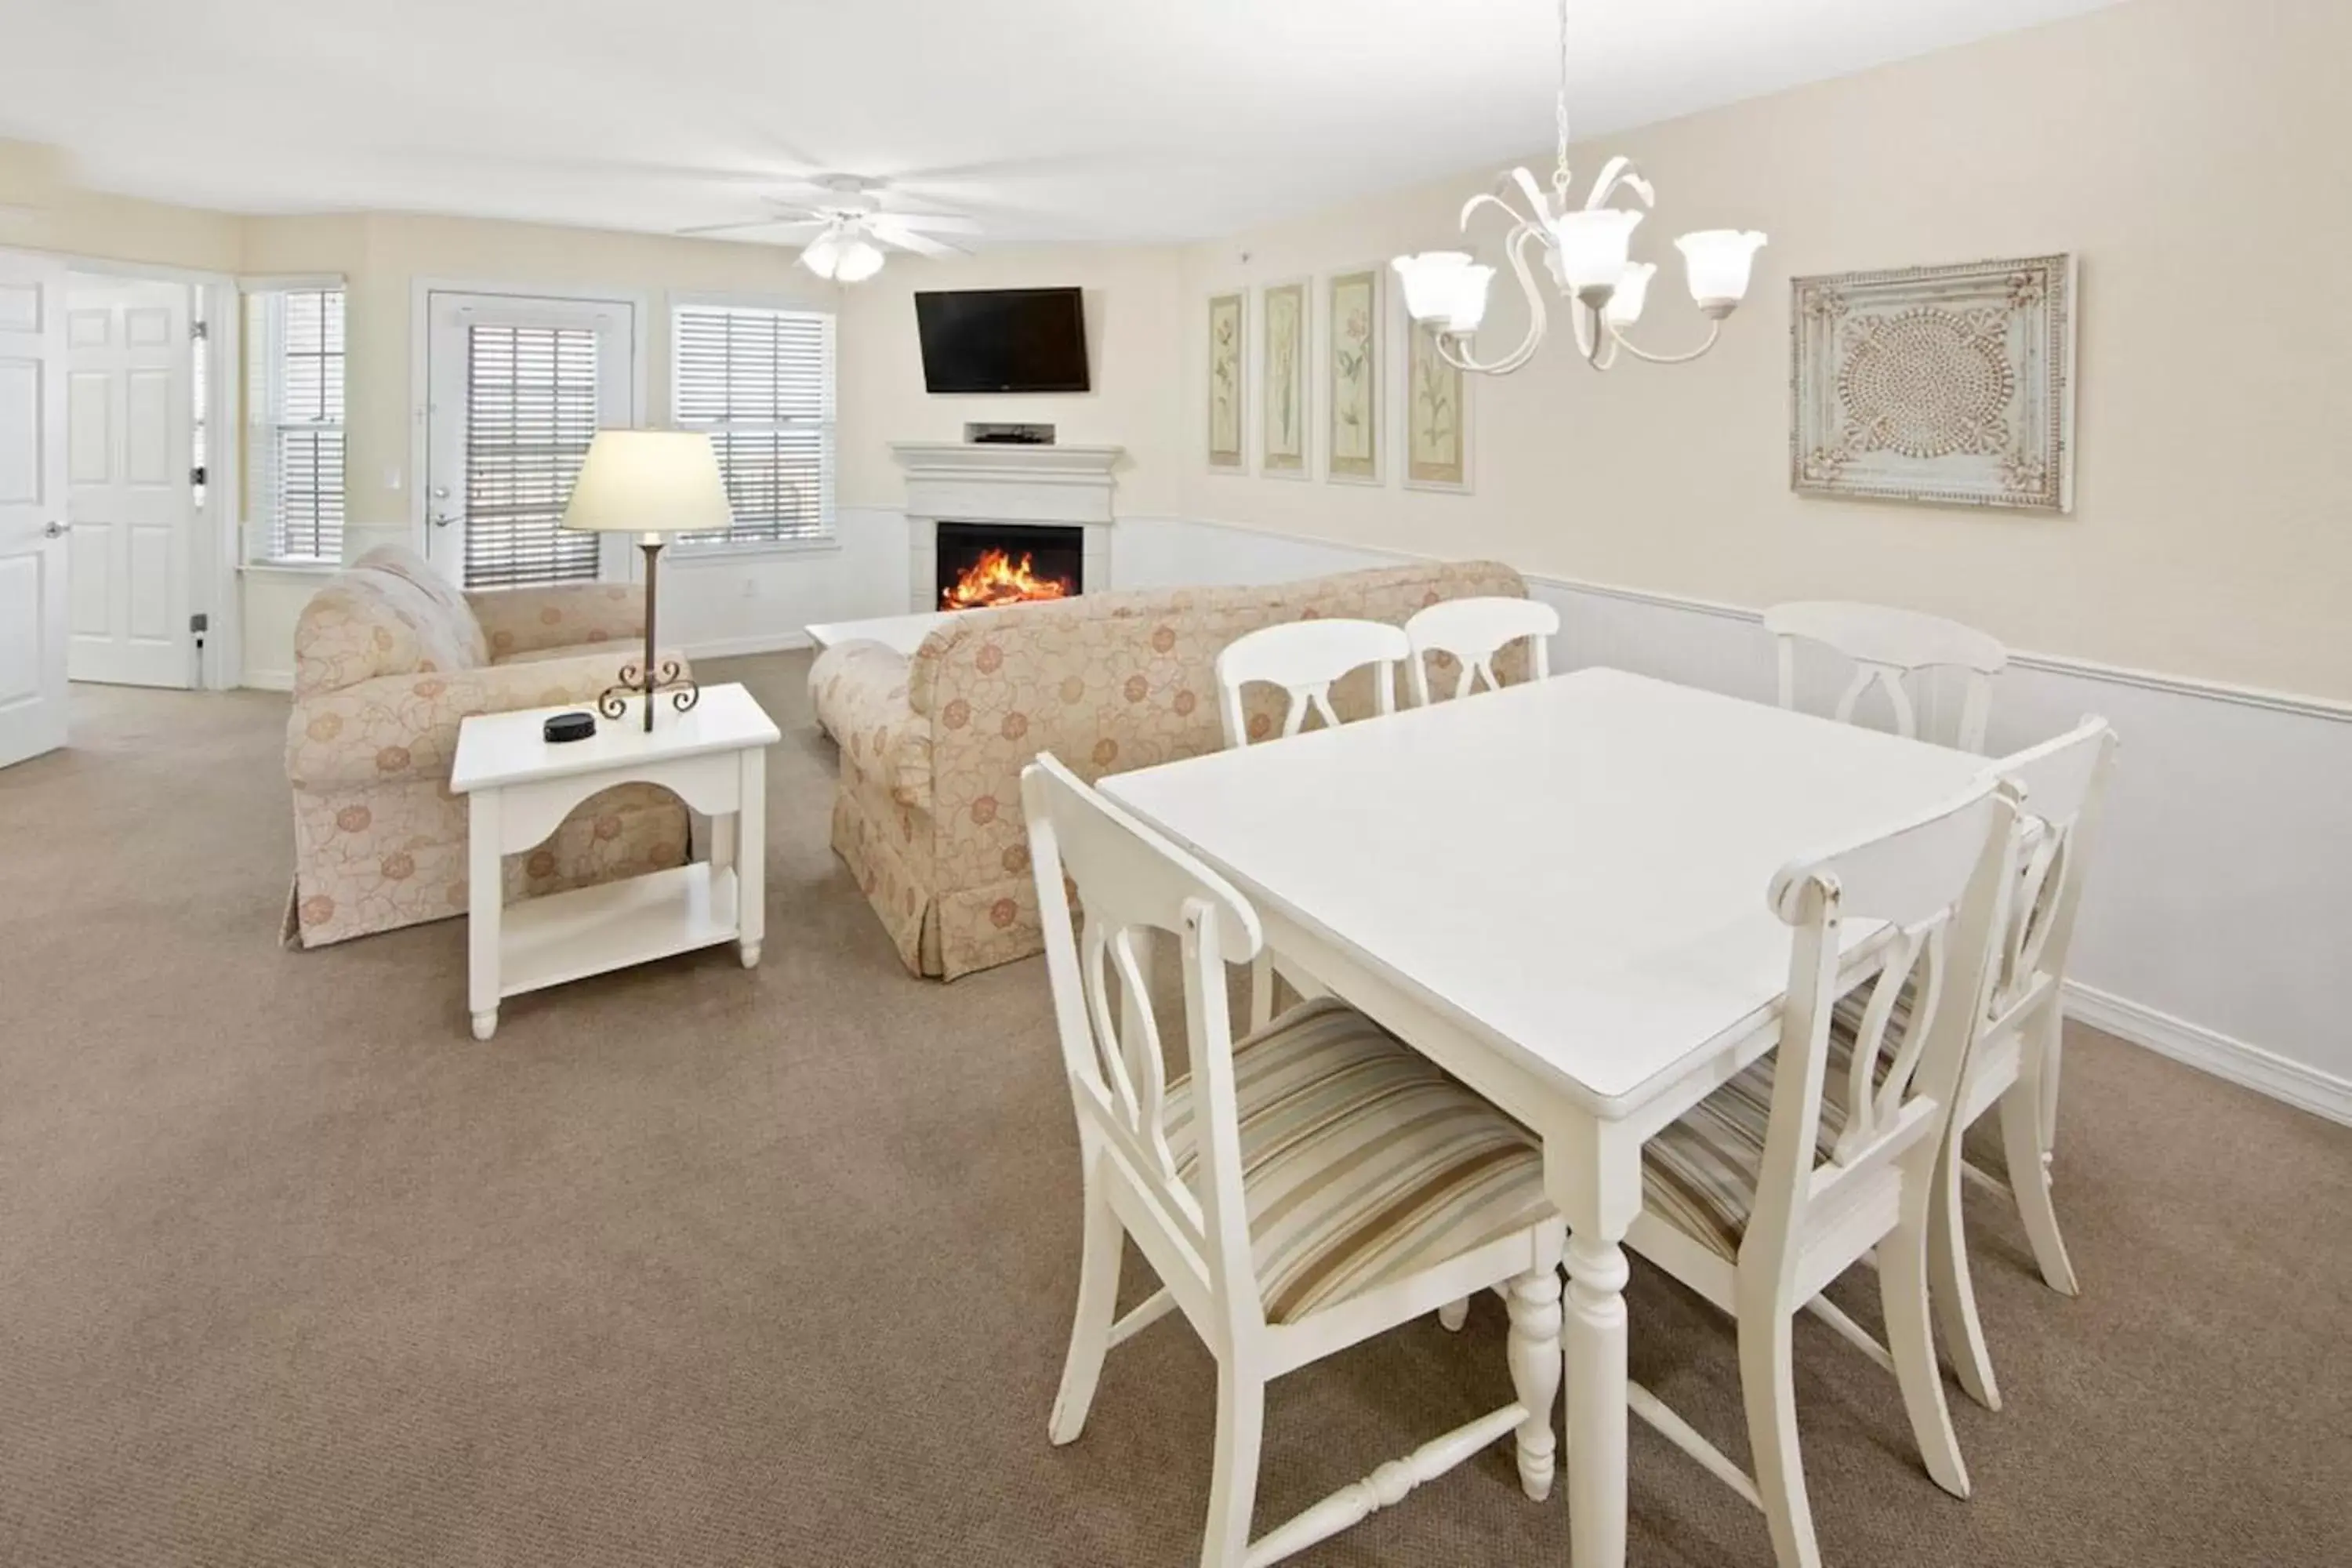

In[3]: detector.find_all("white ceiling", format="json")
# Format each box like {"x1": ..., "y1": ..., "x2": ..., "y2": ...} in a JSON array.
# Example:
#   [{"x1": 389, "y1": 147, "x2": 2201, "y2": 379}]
[{"x1": 3, "y1": 0, "x2": 2119, "y2": 245}]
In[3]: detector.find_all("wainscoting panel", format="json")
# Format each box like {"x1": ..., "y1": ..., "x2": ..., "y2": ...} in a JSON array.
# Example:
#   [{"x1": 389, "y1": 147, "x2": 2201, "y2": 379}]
[{"x1": 1121, "y1": 514, "x2": 2352, "y2": 1123}]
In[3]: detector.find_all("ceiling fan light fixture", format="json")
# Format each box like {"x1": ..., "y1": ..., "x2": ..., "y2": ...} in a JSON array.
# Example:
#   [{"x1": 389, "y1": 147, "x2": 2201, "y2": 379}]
[
  {"x1": 800, "y1": 231, "x2": 844, "y2": 280},
  {"x1": 833, "y1": 236, "x2": 887, "y2": 283}
]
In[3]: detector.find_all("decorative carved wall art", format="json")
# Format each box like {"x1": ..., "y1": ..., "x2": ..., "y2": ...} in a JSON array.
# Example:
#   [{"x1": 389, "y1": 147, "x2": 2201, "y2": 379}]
[{"x1": 1791, "y1": 253, "x2": 2074, "y2": 511}]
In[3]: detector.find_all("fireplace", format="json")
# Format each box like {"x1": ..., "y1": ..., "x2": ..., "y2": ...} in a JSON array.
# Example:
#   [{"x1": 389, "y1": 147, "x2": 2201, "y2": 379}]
[{"x1": 936, "y1": 521, "x2": 1083, "y2": 612}]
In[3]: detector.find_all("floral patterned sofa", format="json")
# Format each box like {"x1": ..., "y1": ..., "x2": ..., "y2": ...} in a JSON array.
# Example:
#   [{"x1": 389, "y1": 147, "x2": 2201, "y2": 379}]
[
  {"x1": 282, "y1": 546, "x2": 691, "y2": 949},
  {"x1": 809, "y1": 560, "x2": 1530, "y2": 978}
]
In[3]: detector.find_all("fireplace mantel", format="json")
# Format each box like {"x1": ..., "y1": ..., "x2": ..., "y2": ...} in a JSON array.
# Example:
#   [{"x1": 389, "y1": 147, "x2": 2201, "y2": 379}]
[
  {"x1": 891, "y1": 442, "x2": 1123, "y2": 611},
  {"x1": 889, "y1": 442, "x2": 1123, "y2": 524}
]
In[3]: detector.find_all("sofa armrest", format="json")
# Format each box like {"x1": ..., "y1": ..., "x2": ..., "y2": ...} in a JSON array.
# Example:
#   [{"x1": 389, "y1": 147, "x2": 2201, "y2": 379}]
[
  {"x1": 818, "y1": 644, "x2": 931, "y2": 810},
  {"x1": 466, "y1": 582, "x2": 645, "y2": 660},
  {"x1": 287, "y1": 649, "x2": 686, "y2": 791}
]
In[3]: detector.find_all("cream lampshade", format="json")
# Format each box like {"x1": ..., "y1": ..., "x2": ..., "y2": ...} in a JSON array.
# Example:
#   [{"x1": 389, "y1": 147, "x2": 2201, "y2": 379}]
[{"x1": 561, "y1": 430, "x2": 735, "y2": 731}]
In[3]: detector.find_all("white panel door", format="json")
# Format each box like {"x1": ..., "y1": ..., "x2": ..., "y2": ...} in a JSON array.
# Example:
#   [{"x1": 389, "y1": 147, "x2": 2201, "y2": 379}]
[
  {"x1": 0, "y1": 251, "x2": 70, "y2": 769},
  {"x1": 422, "y1": 292, "x2": 633, "y2": 590},
  {"x1": 66, "y1": 276, "x2": 194, "y2": 688}
]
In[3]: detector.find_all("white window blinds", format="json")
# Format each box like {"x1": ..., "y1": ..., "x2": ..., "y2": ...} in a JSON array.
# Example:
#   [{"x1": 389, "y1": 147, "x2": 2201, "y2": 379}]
[
  {"x1": 463, "y1": 322, "x2": 603, "y2": 589},
  {"x1": 672, "y1": 304, "x2": 836, "y2": 546},
  {"x1": 245, "y1": 288, "x2": 345, "y2": 561}
]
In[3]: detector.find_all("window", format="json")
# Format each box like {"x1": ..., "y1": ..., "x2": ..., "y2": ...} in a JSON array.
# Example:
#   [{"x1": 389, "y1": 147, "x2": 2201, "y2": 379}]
[
  {"x1": 672, "y1": 303, "x2": 836, "y2": 547},
  {"x1": 462, "y1": 322, "x2": 603, "y2": 589},
  {"x1": 245, "y1": 287, "x2": 346, "y2": 562}
]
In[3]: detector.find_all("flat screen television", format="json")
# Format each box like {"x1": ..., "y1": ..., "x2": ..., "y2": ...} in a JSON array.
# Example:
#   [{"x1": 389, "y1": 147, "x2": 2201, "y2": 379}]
[{"x1": 915, "y1": 287, "x2": 1090, "y2": 394}]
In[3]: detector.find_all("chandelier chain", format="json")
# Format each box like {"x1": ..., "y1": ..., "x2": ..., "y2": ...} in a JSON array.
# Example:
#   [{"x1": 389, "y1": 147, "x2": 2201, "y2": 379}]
[{"x1": 1552, "y1": 0, "x2": 1573, "y2": 205}]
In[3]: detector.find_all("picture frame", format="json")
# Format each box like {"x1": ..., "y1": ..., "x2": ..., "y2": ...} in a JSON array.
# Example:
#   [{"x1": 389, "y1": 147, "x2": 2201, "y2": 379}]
[
  {"x1": 1324, "y1": 267, "x2": 1382, "y2": 485},
  {"x1": 1790, "y1": 252, "x2": 2076, "y2": 511},
  {"x1": 1207, "y1": 291, "x2": 1246, "y2": 471},
  {"x1": 1258, "y1": 279, "x2": 1309, "y2": 479},
  {"x1": 1402, "y1": 317, "x2": 1470, "y2": 493}
]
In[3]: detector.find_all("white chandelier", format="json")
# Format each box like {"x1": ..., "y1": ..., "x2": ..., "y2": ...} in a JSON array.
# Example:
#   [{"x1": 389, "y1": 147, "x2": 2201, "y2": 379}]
[{"x1": 1392, "y1": 0, "x2": 1766, "y2": 375}]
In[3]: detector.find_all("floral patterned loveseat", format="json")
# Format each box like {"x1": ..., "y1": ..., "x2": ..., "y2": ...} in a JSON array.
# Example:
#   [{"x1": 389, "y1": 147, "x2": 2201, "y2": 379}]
[
  {"x1": 282, "y1": 546, "x2": 691, "y2": 949},
  {"x1": 809, "y1": 560, "x2": 1529, "y2": 979}
]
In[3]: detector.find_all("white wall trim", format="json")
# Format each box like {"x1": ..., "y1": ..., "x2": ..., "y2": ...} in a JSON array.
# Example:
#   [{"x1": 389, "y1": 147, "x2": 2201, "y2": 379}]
[
  {"x1": 677, "y1": 630, "x2": 811, "y2": 660},
  {"x1": 2064, "y1": 982, "x2": 2351, "y2": 1127},
  {"x1": 1178, "y1": 513, "x2": 2352, "y2": 723},
  {"x1": 241, "y1": 668, "x2": 292, "y2": 693}
]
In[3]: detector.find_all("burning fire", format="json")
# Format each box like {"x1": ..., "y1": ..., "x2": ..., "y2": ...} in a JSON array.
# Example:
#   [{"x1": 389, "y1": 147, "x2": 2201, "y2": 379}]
[{"x1": 942, "y1": 548, "x2": 1075, "y2": 611}]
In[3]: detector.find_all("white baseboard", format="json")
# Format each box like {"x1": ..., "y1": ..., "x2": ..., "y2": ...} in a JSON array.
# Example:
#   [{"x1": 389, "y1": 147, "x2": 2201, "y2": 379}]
[
  {"x1": 241, "y1": 670, "x2": 293, "y2": 693},
  {"x1": 679, "y1": 631, "x2": 811, "y2": 660},
  {"x1": 2063, "y1": 982, "x2": 2351, "y2": 1127}
]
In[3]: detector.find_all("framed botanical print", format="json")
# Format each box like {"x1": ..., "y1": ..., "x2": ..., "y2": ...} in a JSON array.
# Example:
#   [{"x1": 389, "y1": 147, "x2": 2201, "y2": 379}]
[
  {"x1": 1259, "y1": 280, "x2": 1308, "y2": 478},
  {"x1": 1325, "y1": 268, "x2": 1381, "y2": 484},
  {"x1": 1403, "y1": 320, "x2": 1469, "y2": 492},
  {"x1": 1207, "y1": 291, "x2": 1245, "y2": 470}
]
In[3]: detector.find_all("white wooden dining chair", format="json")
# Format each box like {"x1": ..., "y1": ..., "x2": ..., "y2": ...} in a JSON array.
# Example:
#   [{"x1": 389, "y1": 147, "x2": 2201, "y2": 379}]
[
  {"x1": 1213, "y1": 618, "x2": 1410, "y2": 1029},
  {"x1": 1765, "y1": 601, "x2": 2008, "y2": 753},
  {"x1": 1914, "y1": 715, "x2": 2119, "y2": 1410},
  {"x1": 1625, "y1": 775, "x2": 2021, "y2": 1568},
  {"x1": 1402, "y1": 597, "x2": 1559, "y2": 706},
  {"x1": 1214, "y1": 618, "x2": 1410, "y2": 750},
  {"x1": 1022, "y1": 753, "x2": 1567, "y2": 1568}
]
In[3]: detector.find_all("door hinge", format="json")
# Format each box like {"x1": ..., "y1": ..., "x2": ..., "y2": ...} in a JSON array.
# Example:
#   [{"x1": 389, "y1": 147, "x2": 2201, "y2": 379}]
[{"x1": 190, "y1": 319, "x2": 209, "y2": 343}]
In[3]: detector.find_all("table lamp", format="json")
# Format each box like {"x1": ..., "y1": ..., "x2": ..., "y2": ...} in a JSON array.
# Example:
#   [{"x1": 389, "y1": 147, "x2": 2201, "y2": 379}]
[{"x1": 561, "y1": 430, "x2": 734, "y2": 731}]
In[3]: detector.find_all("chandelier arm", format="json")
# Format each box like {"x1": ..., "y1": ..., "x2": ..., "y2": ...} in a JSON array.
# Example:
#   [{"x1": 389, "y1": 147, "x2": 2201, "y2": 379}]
[
  {"x1": 1602, "y1": 317, "x2": 1726, "y2": 365},
  {"x1": 1581, "y1": 155, "x2": 1656, "y2": 212},
  {"x1": 1435, "y1": 221, "x2": 1551, "y2": 376}
]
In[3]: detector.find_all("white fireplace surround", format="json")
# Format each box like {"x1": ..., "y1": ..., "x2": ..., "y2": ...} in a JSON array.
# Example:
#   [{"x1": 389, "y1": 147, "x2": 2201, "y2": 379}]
[{"x1": 891, "y1": 442, "x2": 1123, "y2": 613}]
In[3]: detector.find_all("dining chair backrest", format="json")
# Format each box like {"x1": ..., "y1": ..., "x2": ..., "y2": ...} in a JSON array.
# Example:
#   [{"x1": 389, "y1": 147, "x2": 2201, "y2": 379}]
[
  {"x1": 1765, "y1": 600, "x2": 2009, "y2": 753},
  {"x1": 1403, "y1": 597, "x2": 1559, "y2": 706},
  {"x1": 1021, "y1": 752, "x2": 1268, "y2": 1338},
  {"x1": 1748, "y1": 778, "x2": 2020, "y2": 1268},
  {"x1": 1982, "y1": 716, "x2": 2118, "y2": 1014},
  {"x1": 1214, "y1": 618, "x2": 1410, "y2": 749}
]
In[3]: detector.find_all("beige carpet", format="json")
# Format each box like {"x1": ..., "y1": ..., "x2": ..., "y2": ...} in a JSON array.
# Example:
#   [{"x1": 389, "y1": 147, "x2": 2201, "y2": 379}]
[{"x1": 2, "y1": 653, "x2": 2346, "y2": 1568}]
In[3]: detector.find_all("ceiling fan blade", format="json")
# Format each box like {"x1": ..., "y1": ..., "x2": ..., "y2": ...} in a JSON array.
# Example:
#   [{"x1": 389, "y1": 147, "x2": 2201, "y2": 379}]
[
  {"x1": 873, "y1": 211, "x2": 982, "y2": 235},
  {"x1": 677, "y1": 217, "x2": 826, "y2": 238},
  {"x1": 871, "y1": 221, "x2": 968, "y2": 259}
]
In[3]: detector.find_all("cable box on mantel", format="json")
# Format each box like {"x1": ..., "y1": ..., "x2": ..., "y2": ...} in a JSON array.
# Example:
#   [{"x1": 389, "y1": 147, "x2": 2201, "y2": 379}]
[{"x1": 965, "y1": 423, "x2": 1055, "y2": 445}]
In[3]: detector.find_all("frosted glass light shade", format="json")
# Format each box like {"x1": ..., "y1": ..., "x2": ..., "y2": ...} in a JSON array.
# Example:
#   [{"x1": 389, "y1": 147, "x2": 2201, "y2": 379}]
[
  {"x1": 834, "y1": 238, "x2": 886, "y2": 283},
  {"x1": 1392, "y1": 252, "x2": 1476, "y2": 324},
  {"x1": 1676, "y1": 230, "x2": 1769, "y2": 307},
  {"x1": 1446, "y1": 263, "x2": 1497, "y2": 333},
  {"x1": 800, "y1": 233, "x2": 844, "y2": 280},
  {"x1": 1546, "y1": 208, "x2": 1644, "y2": 292},
  {"x1": 1605, "y1": 262, "x2": 1657, "y2": 327},
  {"x1": 562, "y1": 430, "x2": 735, "y2": 540}
]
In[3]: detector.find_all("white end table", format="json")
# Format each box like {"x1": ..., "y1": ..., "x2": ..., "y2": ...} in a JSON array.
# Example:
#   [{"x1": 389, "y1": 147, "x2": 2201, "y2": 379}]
[{"x1": 450, "y1": 683, "x2": 780, "y2": 1040}]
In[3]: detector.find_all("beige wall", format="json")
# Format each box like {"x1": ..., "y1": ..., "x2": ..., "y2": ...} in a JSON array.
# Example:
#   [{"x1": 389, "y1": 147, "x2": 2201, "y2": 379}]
[
  {"x1": 833, "y1": 247, "x2": 1185, "y2": 514},
  {"x1": 1177, "y1": 0, "x2": 2352, "y2": 700},
  {"x1": 2, "y1": 139, "x2": 241, "y2": 274}
]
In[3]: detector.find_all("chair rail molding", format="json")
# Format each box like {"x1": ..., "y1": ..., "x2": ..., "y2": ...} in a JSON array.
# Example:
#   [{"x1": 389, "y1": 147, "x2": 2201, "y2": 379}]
[{"x1": 1110, "y1": 513, "x2": 2352, "y2": 1124}]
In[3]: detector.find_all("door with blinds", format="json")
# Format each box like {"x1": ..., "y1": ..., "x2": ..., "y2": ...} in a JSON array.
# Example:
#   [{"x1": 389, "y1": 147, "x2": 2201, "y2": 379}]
[{"x1": 423, "y1": 293, "x2": 633, "y2": 590}]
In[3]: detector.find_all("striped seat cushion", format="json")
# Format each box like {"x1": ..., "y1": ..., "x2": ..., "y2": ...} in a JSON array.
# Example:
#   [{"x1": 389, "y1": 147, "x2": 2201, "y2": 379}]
[
  {"x1": 1163, "y1": 998, "x2": 1554, "y2": 1326},
  {"x1": 1641, "y1": 1056, "x2": 1796, "y2": 1263},
  {"x1": 1642, "y1": 1001, "x2": 1885, "y2": 1262}
]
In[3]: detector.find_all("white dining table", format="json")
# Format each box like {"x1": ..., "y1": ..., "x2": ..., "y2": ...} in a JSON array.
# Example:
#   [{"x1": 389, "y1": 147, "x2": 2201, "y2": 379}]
[{"x1": 1098, "y1": 666, "x2": 1991, "y2": 1568}]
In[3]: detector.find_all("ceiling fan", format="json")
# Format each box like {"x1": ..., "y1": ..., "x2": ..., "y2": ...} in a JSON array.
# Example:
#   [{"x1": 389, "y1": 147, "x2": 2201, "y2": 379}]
[{"x1": 677, "y1": 174, "x2": 979, "y2": 282}]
